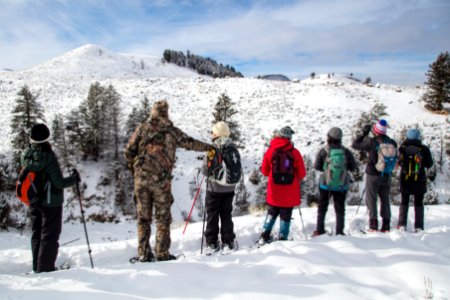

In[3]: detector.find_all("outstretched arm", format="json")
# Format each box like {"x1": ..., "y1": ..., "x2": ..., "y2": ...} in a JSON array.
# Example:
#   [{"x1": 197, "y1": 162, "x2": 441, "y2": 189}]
[{"x1": 176, "y1": 128, "x2": 212, "y2": 152}]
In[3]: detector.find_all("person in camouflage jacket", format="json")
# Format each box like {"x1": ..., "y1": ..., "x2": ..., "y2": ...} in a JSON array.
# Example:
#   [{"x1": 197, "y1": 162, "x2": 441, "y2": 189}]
[{"x1": 124, "y1": 100, "x2": 213, "y2": 262}]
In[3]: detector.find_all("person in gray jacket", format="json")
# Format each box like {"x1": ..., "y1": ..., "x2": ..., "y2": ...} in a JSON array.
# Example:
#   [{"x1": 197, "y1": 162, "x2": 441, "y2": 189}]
[{"x1": 202, "y1": 121, "x2": 241, "y2": 255}]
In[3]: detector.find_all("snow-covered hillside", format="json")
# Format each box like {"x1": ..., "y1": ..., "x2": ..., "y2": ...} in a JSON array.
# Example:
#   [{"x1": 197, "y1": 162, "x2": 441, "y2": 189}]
[
  {"x1": 0, "y1": 44, "x2": 450, "y2": 300},
  {"x1": 1, "y1": 45, "x2": 449, "y2": 217}
]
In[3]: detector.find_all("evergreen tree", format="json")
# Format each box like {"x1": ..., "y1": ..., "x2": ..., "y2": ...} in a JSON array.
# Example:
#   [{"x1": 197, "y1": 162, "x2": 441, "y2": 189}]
[
  {"x1": 65, "y1": 108, "x2": 87, "y2": 160},
  {"x1": 364, "y1": 77, "x2": 372, "y2": 85},
  {"x1": 78, "y1": 82, "x2": 105, "y2": 160},
  {"x1": 212, "y1": 93, "x2": 242, "y2": 144},
  {"x1": 126, "y1": 96, "x2": 151, "y2": 138},
  {"x1": 126, "y1": 107, "x2": 139, "y2": 138},
  {"x1": 103, "y1": 84, "x2": 122, "y2": 159},
  {"x1": 51, "y1": 114, "x2": 72, "y2": 172},
  {"x1": 10, "y1": 85, "x2": 45, "y2": 165},
  {"x1": 423, "y1": 51, "x2": 450, "y2": 111},
  {"x1": 233, "y1": 179, "x2": 250, "y2": 216}
]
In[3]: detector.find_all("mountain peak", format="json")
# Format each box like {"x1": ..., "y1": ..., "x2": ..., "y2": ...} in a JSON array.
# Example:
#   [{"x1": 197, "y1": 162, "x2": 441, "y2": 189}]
[{"x1": 19, "y1": 44, "x2": 199, "y2": 80}]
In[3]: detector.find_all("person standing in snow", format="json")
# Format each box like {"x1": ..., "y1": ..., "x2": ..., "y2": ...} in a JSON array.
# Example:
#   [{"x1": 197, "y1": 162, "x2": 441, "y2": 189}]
[
  {"x1": 124, "y1": 100, "x2": 214, "y2": 262},
  {"x1": 352, "y1": 119, "x2": 398, "y2": 232},
  {"x1": 258, "y1": 126, "x2": 306, "y2": 244},
  {"x1": 397, "y1": 129, "x2": 433, "y2": 232},
  {"x1": 20, "y1": 123, "x2": 80, "y2": 273},
  {"x1": 312, "y1": 127, "x2": 357, "y2": 236},
  {"x1": 201, "y1": 121, "x2": 241, "y2": 255}
]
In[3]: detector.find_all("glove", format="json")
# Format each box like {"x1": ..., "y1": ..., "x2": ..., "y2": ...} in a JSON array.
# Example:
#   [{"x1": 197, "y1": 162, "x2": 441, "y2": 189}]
[
  {"x1": 362, "y1": 124, "x2": 372, "y2": 136},
  {"x1": 71, "y1": 168, "x2": 81, "y2": 183},
  {"x1": 207, "y1": 149, "x2": 216, "y2": 161}
]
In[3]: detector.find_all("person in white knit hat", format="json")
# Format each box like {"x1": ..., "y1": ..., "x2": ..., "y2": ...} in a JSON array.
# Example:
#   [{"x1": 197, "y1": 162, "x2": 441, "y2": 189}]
[{"x1": 202, "y1": 121, "x2": 242, "y2": 255}]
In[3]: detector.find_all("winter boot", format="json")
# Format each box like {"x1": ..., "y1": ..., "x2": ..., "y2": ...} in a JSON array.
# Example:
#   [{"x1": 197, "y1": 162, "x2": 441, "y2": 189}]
[
  {"x1": 414, "y1": 205, "x2": 424, "y2": 232},
  {"x1": 311, "y1": 230, "x2": 326, "y2": 237},
  {"x1": 221, "y1": 240, "x2": 238, "y2": 255},
  {"x1": 258, "y1": 230, "x2": 273, "y2": 245},
  {"x1": 368, "y1": 219, "x2": 378, "y2": 232},
  {"x1": 204, "y1": 241, "x2": 221, "y2": 256},
  {"x1": 380, "y1": 219, "x2": 390, "y2": 233}
]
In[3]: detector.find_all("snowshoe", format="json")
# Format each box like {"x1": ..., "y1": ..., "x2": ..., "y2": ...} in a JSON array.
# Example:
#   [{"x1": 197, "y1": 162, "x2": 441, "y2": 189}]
[
  {"x1": 204, "y1": 242, "x2": 221, "y2": 256},
  {"x1": 311, "y1": 230, "x2": 331, "y2": 238},
  {"x1": 57, "y1": 261, "x2": 71, "y2": 271},
  {"x1": 221, "y1": 240, "x2": 238, "y2": 255},
  {"x1": 129, "y1": 252, "x2": 156, "y2": 264},
  {"x1": 157, "y1": 253, "x2": 184, "y2": 261}
]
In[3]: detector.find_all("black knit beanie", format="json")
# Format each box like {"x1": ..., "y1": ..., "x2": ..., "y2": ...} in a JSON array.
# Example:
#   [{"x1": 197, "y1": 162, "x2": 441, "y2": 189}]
[{"x1": 30, "y1": 123, "x2": 50, "y2": 144}]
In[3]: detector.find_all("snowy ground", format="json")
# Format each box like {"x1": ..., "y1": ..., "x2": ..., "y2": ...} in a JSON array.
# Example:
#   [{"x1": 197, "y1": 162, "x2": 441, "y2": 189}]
[{"x1": 1, "y1": 205, "x2": 449, "y2": 300}]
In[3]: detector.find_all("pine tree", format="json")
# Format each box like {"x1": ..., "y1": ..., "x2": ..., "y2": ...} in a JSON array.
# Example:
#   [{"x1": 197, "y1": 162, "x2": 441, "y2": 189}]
[
  {"x1": 423, "y1": 51, "x2": 450, "y2": 111},
  {"x1": 233, "y1": 179, "x2": 250, "y2": 216},
  {"x1": 10, "y1": 85, "x2": 45, "y2": 165},
  {"x1": 212, "y1": 93, "x2": 242, "y2": 144},
  {"x1": 78, "y1": 82, "x2": 105, "y2": 160},
  {"x1": 51, "y1": 114, "x2": 72, "y2": 172},
  {"x1": 103, "y1": 84, "x2": 122, "y2": 159},
  {"x1": 126, "y1": 96, "x2": 151, "y2": 138},
  {"x1": 65, "y1": 109, "x2": 87, "y2": 160}
]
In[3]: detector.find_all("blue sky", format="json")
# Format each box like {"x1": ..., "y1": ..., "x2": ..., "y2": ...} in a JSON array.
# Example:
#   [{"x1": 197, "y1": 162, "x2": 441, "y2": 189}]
[{"x1": 1, "y1": 0, "x2": 449, "y2": 85}]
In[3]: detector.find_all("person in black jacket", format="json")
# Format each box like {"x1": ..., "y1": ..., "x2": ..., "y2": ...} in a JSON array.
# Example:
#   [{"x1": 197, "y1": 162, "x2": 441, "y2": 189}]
[
  {"x1": 313, "y1": 127, "x2": 357, "y2": 236},
  {"x1": 352, "y1": 119, "x2": 397, "y2": 232},
  {"x1": 20, "y1": 123, "x2": 80, "y2": 273},
  {"x1": 397, "y1": 129, "x2": 433, "y2": 232}
]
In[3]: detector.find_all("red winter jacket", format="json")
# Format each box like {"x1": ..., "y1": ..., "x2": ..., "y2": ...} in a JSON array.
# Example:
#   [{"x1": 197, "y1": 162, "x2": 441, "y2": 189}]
[{"x1": 261, "y1": 137, "x2": 306, "y2": 207}]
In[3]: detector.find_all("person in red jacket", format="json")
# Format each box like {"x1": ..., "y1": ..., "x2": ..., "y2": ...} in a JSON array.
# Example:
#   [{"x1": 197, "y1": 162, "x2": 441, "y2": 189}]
[{"x1": 258, "y1": 126, "x2": 306, "y2": 244}]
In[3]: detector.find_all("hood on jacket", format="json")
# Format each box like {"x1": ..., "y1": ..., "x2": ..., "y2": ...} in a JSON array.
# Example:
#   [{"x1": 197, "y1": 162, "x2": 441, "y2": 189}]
[
  {"x1": 213, "y1": 136, "x2": 232, "y2": 147},
  {"x1": 270, "y1": 137, "x2": 293, "y2": 150}
]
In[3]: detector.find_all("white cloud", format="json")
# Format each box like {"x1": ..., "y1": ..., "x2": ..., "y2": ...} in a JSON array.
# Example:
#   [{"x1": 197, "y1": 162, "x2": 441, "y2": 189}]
[{"x1": 0, "y1": 0, "x2": 448, "y2": 84}]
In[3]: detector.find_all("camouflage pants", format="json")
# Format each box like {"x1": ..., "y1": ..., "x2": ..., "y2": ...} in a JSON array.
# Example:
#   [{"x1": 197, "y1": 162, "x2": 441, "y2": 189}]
[{"x1": 134, "y1": 169, "x2": 174, "y2": 260}]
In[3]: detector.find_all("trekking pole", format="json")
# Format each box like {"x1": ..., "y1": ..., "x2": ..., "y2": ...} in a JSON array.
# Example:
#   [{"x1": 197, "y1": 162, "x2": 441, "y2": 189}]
[
  {"x1": 183, "y1": 175, "x2": 205, "y2": 234},
  {"x1": 200, "y1": 165, "x2": 211, "y2": 254},
  {"x1": 61, "y1": 237, "x2": 80, "y2": 247},
  {"x1": 200, "y1": 197, "x2": 207, "y2": 254},
  {"x1": 75, "y1": 180, "x2": 94, "y2": 268},
  {"x1": 298, "y1": 205, "x2": 308, "y2": 240}
]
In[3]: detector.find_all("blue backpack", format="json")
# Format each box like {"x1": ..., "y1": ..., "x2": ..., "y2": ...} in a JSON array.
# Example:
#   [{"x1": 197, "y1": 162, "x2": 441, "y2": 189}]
[{"x1": 375, "y1": 140, "x2": 397, "y2": 176}]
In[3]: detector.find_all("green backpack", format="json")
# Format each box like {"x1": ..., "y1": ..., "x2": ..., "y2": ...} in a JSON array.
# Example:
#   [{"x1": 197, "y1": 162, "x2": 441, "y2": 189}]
[{"x1": 322, "y1": 148, "x2": 348, "y2": 191}]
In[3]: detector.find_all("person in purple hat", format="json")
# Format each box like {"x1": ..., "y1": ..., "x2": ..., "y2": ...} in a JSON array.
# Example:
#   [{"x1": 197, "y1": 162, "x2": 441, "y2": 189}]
[{"x1": 352, "y1": 119, "x2": 398, "y2": 232}]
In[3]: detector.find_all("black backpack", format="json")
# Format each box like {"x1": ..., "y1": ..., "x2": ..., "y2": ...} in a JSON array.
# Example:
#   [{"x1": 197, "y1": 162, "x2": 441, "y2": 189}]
[
  {"x1": 400, "y1": 145, "x2": 423, "y2": 181},
  {"x1": 210, "y1": 144, "x2": 242, "y2": 185},
  {"x1": 271, "y1": 145, "x2": 295, "y2": 185}
]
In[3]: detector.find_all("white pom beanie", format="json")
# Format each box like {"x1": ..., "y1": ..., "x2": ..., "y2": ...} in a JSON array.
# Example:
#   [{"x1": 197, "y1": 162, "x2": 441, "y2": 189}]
[{"x1": 212, "y1": 121, "x2": 230, "y2": 137}]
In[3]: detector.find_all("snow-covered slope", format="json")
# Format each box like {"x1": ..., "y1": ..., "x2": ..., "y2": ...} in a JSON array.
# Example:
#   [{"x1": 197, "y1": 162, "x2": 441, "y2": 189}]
[
  {"x1": 0, "y1": 44, "x2": 449, "y2": 300},
  {"x1": 0, "y1": 45, "x2": 449, "y2": 212},
  {"x1": 19, "y1": 44, "x2": 200, "y2": 81}
]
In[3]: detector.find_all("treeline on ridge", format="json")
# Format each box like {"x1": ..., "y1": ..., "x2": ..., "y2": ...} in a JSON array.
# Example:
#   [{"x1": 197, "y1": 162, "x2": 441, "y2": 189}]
[{"x1": 163, "y1": 49, "x2": 243, "y2": 78}]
